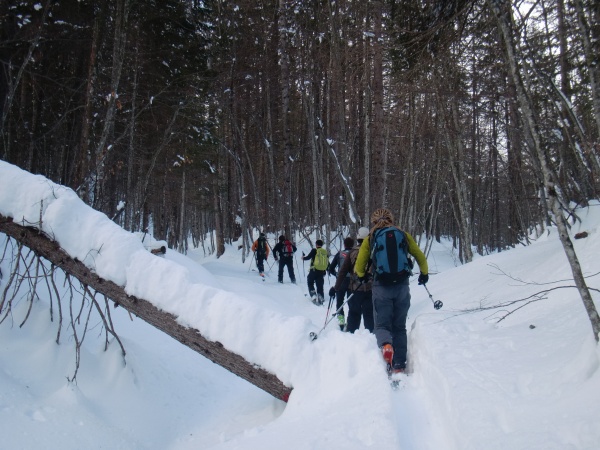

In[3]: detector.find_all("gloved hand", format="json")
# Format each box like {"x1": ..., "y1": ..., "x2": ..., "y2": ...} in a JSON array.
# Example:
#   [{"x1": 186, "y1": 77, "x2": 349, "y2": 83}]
[
  {"x1": 328, "y1": 287, "x2": 336, "y2": 297},
  {"x1": 418, "y1": 273, "x2": 429, "y2": 285},
  {"x1": 358, "y1": 273, "x2": 371, "y2": 283}
]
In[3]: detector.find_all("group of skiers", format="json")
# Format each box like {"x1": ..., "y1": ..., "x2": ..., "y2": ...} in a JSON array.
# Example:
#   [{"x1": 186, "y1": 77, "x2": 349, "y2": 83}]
[
  {"x1": 252, "y1": 233, "x2": 298, "y2": 284},
  {"x1": 251, "y1": 207, "x2": 429, "y2": 374}
]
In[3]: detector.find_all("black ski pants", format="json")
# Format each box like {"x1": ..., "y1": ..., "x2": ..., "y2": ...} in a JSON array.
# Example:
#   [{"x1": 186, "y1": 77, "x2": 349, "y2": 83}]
[
  {"x1": 278, "y1": 257, "x2": 296, "y2": 283},
  {"x1": 335, "y1": 277, "x2": 351, "y2": 317},
  {"x1": 255, "y1": 253, "x2": 266, "y2": 273},
  {"x1": 307, "y1": 269, "x2": 326, "y2": 298},
  {"x1": 346, "y1": 290, "x2": 374, "y2": 333}
]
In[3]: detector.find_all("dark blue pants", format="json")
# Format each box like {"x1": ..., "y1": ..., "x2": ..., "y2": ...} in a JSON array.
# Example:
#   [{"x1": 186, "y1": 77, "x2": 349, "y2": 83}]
[
  {"x1": 278, "y1": 258, "x2": 295, "y2": 283},
  {"x1": 335, "y1": 277, "x2": 351, "y2": 316},
  {"x1": 372, "y1": 283, "x2": 411, "y2": 369},
  {"x1": 256, "y1": 255, "x2": 266, "y2": 273},
  {"x1": 346, "y1": 290, "x2": 374, "y2": 333}
]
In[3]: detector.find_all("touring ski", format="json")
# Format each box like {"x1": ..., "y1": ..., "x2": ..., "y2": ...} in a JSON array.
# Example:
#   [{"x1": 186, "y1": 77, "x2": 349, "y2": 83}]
[{"x1": 386, "y1": 363, "x2": 407, "y2": 390}]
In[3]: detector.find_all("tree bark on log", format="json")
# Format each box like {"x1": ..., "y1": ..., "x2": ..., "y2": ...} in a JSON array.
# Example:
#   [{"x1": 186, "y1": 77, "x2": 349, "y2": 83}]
[{"x1": 0, "y1": 214, "x2": 292, "y2": 402}]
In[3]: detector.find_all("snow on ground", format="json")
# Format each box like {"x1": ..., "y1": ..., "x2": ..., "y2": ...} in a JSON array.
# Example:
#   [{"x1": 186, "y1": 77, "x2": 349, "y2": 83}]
[{"x1": 1, "y1": 159, "x2": 600, "y2": 449}]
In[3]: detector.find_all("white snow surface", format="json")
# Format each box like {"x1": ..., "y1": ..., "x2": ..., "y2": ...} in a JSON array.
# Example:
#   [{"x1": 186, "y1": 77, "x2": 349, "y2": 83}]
[{"x1": 1, "y1": 160, "x2": 600, "y2": 449}]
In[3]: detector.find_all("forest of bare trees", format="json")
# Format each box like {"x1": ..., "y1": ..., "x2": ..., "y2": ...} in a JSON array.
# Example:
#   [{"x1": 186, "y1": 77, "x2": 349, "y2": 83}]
[{"x1": 2, "y1": 0, "x2": 599, "y2": 264}]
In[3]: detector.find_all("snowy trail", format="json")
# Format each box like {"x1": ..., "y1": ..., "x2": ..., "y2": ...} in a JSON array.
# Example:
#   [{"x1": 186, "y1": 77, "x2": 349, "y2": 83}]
[
  {"x1": 191, "y1": 248, "x2": 446, "y2": 450},
  {"x1": 3, "y1": 161, "x2": 600, "y2": 450},
  {"x1": 392, "y1": 382, "x2": 448, "y2": 450}
]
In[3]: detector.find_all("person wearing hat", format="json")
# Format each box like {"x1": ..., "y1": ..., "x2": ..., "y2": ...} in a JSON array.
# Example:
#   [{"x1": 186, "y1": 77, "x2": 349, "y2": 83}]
[
  {"x1": 272, "y1": 235, "x2": 297, "y2": 284},
  {"x1": 333, "y1": 227, "x2": 374, "y2": 333},
  {"x1": 302, "y1": 239, "x2": 328, "y2": 305},
  {"x1": 353, "y1": 209, "x2": 429, "y2": 373},
  {"x1": 251, "y1": 232, "x2": 270, "y2": 277}
]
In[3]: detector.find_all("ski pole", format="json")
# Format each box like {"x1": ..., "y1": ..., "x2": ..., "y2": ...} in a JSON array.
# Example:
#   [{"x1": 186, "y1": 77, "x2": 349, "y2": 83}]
[
  {"x1": 294, "y1": 252, "x2": 302, "y2": 277},
  {"x1": 323, "y1": 292, "x2": 335, "y2": 328},
  {"x1": 310, "y1": 280, "x2": 364, "y2": 341},
  {"x1": 423, "y1": 284, "x2": 443, "y2": 310},
  {"x1": 247, "y1": 251, "x2": 256, "y2": 272},
  {"x1": 301, "y1": 253, "x2": 306, "y2": 279},
  {"x1": 266, "y1": 240, "x2": 275, "y2": 272}
]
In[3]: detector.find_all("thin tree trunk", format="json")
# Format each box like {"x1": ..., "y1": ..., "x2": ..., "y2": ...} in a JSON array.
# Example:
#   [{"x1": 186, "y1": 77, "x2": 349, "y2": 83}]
[
  {"x1": 178, "y1": 169, "x2": 187, "y2": 254},
  {"x1": 92, "y1": 0, "x2": 130, "y2": 208},
  {"x1": 77, "y1": 15, "x2": 100, "y2": 204},
  {"x1": 370, "y1": 0, "x2": 385, "y2": 207},
  {"x1": 362, "y1": 24, "x2": 372, "y2": 224},
  {"x1": 278, "y1": 0, "x2": 293, "y2": 237},
  {"x1": 573, "y1": 0, "x2": 600, "y2": 136},
  {"x1": 440, "y1": 91, "x2": 474, "y2": 263},
  {"x1": 125, "y1": 25, "x2": 139, "y2": 231},
  {"x1": 487, "y1": 0, "x2": 600, "y2": 341},
  {"x1": 1, "y1": 0, "x2": 51, "y2": 157}
]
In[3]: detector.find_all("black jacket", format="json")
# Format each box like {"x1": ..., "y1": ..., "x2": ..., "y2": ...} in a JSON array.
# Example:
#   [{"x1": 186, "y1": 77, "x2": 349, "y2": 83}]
[
  {"x1": 328, "y1": 247, "x2": 352, "y2": 276},
  {"x1": 273, "y1": 240, "x2": 297, "y2": 260}
]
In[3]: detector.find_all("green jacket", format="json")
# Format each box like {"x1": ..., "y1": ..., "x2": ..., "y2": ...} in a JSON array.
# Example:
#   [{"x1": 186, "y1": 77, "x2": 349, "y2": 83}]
[{"x1": 354, "y1": 229, "x2": 428, "y2": 278}]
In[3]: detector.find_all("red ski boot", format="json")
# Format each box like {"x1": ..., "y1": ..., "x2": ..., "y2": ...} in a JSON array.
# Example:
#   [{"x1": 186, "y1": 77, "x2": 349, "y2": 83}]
[{"x1": 381, "y1": 343, "x2": 394, "y2": 366}]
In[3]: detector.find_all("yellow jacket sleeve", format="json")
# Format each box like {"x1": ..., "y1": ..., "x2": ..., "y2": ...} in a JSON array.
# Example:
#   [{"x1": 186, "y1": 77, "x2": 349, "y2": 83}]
[
  {"x1": 405, "y1": 232, "x2": 428, "y2": 275},
  {"x1": 353, "y1": 237, "x2": 371, "y2": 278}
]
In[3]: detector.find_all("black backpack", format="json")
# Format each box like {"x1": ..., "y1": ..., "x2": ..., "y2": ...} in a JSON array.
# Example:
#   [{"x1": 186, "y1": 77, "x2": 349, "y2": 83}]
[
  {"x1": 256, "y1": 237, "x2": 267, "y2": 258},
  {"x1": 370, "y1": 226, "x2": 412, "y2": 284}
]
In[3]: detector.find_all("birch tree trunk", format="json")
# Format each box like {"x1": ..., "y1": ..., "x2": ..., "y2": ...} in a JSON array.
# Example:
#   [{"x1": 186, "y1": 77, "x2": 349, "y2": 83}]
[
  {"x1": 440, "y1": 92, "x2": 474, "y2": 263},
  {"x1": 487, "y1": 0, "x2": 600, "y2": 341},
  {"x1": 304, "y1": 91, "x2": 321, "y2": 228},
  {"x1": 77, "y1": 14, "x2": 100, "y2": 204},
  {"x1": 326, "y1": 0, "x2": 358, "y2": 226},
  {"x1": 92, "y1": 0, "x2": 130, "y2": 208}
]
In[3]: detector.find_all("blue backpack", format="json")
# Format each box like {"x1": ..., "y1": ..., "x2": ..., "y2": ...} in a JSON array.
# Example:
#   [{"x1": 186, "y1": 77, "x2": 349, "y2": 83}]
[{"x1": 370, "y1": 226, "x2": 412, "y2": 284}]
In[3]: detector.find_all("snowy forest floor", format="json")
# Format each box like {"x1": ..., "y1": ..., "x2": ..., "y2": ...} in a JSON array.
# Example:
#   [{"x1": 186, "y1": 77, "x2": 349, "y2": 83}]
[{"x1": 1, "y1": 201, "x2": 600, "y2": 449}]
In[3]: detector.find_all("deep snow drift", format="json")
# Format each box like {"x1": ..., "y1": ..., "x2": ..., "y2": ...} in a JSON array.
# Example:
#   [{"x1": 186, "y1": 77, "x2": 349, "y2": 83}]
[{"x1": 1, "y1": 160, "x2": 599, "y2": 449}]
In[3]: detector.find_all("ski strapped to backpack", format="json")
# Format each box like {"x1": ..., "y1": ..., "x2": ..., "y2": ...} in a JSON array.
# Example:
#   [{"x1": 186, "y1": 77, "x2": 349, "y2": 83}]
[
  {"x1": 370, "y1": 226, "x2": 412, "y2": 284},
  {"x1": 313, "y1": 247, "x2": 329, "y2": 271}
]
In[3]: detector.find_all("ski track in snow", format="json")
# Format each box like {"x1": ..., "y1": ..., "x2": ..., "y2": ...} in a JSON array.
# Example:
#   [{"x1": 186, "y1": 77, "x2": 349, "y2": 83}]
[{"x1": 192, "y1": 249, "x2": 446, "y2": 450}]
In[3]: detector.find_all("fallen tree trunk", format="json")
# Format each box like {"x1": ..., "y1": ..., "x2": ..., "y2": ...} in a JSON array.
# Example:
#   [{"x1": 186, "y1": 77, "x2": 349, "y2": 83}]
[{"x1": 0, "y1": 214, "x2": 292, "y2": 402}]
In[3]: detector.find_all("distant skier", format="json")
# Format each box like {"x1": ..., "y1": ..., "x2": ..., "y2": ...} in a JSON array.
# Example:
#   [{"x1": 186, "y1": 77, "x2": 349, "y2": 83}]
[
  {"x1": 251, "y1": 232, "x2": 270, "y2": 277},
  {"x1": 273, "y1": 235, "x2": 297, "y2": 284},
  {"x1": 302, "y1": 239, "x2": 329, "y2": 305}
]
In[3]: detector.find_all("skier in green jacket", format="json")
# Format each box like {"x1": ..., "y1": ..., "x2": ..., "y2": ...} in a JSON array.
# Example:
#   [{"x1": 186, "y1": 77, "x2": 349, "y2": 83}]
[{"x1": 354, "y1": 208, "x2": 429, "y2": 373}]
